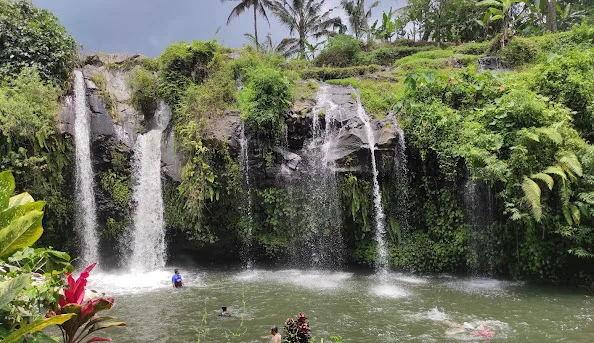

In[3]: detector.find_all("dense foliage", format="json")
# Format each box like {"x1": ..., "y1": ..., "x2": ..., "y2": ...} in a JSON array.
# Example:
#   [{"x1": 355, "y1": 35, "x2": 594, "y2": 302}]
[{"x1": 0, "y1": 0, "x2": 77, "y2": 86}]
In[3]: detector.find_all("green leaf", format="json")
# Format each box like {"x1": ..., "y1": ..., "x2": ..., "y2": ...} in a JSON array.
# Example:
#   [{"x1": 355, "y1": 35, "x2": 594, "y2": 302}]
[
  {"x1": 535, "y1": 127, "x2": 563, "y2": 145},
  {"x1": 543, "y1": 166, "x2": 567, "y2": 182},
  {"x1": 1, "y1": 314, "x2": 74, "y2": 343},
  {"x1": 0, "y1": 171, "x2": 16, "y2": 211},
  {"x1": 557, "y1": 152, "x2": 583, "y2": 177},
  {"x1": 0, "y1": 200, "x2": 45, "y2": 231},
  {"x1": 522, "y1": 177, "x2": 542, "y2": 221},
  {"x1": 8, "y1": 192, "x2": 35, "y2": 208},
  {"x1": 0, "y1": 274, "x2": 30, "y2": 309},
  {"x1": 88, "y1": 321, "x2": 126, "y2": 334},
  {"x1": 531, "y1": 173, "x2": 554, "y2": 190},
  {"x1": 0, "y1": 210, "x2": 44, "y2": 259}
]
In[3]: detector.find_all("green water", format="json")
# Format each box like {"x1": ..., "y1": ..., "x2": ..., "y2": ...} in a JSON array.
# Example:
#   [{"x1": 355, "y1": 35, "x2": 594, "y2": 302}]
[{"x1": 88, "y1": 268, "x2": 594, "y2": 343}]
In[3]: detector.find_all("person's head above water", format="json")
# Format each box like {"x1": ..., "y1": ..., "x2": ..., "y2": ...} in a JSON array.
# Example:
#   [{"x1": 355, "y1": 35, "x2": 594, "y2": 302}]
[
  {"x1": 174, "y1": 268, "x2": 179, "y2": 274},
  {"x1": 271, "y1": 326, "x2": 278, "y2": 334},
  {"x1": 221, "y1": 306, "x2": 227, "y2": 312}
]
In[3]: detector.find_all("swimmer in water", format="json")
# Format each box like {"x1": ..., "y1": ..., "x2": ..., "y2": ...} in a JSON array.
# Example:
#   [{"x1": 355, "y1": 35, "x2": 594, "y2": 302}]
[
  {"x1": 444, "y1": 320, "x2": 495, "y2": 338},
  {"x1": 218, "y1": 306, "x2": 232, "y2": 317}
]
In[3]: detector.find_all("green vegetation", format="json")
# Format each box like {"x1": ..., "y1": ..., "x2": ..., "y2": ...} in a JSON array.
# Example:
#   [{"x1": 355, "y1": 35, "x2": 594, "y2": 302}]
[
  {"x1": 0, "y1": 0, "x2": 77, "y2": 86},
  {"x1": 238, "y1": 65, "x2": 293, "y2": 141},
  {"x1": 0, "y1": 68, "x2": 74, "y2": 252},
  {"x1": 128, "y1": 66, "x2": 159, "y2": 115},
  {"x1": 91, "y1": 73, "x2": 119, "y2": 120}
]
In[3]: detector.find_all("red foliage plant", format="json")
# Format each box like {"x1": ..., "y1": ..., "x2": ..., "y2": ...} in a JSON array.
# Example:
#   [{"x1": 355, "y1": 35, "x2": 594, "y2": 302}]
[{"x1": 47, "y1": 263, "x2": 125, "y2": 343}]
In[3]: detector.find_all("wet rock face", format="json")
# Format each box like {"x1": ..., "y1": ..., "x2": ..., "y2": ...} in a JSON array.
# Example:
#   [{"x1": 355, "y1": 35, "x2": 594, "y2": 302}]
[
  {"x1": 478, "y1": 56, "x2": 502, "y2": 71},
  {"x1": 59, "y1": 53, "x2": 182, "y2": 181}
]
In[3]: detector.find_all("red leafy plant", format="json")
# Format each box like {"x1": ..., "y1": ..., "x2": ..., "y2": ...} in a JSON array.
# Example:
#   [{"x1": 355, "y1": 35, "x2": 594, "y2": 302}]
[
  {"x1": 47, "y1": 262, "x2": 125, "y2": 343},
  {"x1": 283, "y1": 313, "x2": 311, "y2": 343}
]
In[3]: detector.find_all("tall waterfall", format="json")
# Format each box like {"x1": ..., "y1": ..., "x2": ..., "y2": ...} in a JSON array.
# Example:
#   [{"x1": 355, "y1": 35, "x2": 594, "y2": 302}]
[
  {"x1": 393, "y1": 121, "x2": 410, "y2": 236},
  {"x1": 463, "y1": 181, "x2": 495, "y2": 275},
  {"x1": 73, "y1": 70, "x2": 100, "y2": 266},
  {"x1": 239, "y1": 122, "x2": 255, "y2": 268},
  {"x1": 354, "y1": 91, "x2": 388, "y2": 273},
  {"x1": 302, "y1": 84, "x2": 343, "y2": 268},
  {"x1": 128, "y1": 102, "x2": 170, "y2": 272}
]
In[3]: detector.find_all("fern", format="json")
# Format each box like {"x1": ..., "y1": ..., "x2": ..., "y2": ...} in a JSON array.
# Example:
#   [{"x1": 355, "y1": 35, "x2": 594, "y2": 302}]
[
  {"x1": 536, "y1": 127, "x2": 563, "y2": 145},
  {"x1": 531, "y1": 173, "x2": 554, "y2": 190},
  {"x1": 522, "y1": 177, "x2": 542, "y2": 221},
  {"x1": 543, "y1": 165, "x2": 567, "y2": 183},
  {"x1": 557, "y1": 151, "x2": 583, "y2": 177}
]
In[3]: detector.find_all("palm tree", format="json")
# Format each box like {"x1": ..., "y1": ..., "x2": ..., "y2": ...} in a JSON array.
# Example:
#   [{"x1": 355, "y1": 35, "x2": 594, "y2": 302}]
[
  {"x1": 222, "y1": 0, "x2": 271, "y2": 48},
  {"x1": 268, "y1": 0, "x2": 344, "y2": 58},
  {"x1": 341, "y1": 0, "x2": 379, "y2": 40}
]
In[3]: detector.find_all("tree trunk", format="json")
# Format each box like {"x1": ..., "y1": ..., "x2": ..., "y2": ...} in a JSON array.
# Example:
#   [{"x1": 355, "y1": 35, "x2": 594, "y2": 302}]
[
  {"x1": 253, "y1": 5, "x2": 259, "y2": 50},
  {"x1": 547, "y1": 0, "x2": 557, "y2": 32}
]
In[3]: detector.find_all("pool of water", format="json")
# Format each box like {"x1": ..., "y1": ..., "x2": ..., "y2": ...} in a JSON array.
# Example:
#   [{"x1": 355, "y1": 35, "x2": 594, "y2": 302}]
[{"x1": 86, "y1": 268, "x2": 594, "y2": 342}]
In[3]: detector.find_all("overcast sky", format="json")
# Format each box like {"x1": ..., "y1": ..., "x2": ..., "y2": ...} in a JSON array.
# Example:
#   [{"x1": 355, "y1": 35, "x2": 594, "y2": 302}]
[{"x1": 33, "y1": 0, "x2": 405, "y2": 57}]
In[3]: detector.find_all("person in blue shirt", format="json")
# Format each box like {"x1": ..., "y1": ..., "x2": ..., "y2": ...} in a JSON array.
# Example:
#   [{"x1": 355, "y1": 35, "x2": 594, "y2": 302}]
[{"x1": 171, "y1": 268, "x2": 183, "y2": 288}]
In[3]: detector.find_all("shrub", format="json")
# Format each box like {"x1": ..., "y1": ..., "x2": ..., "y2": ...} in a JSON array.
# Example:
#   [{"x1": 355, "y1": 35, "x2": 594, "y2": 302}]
[
  {"x1": 534, "y1": 49, "x2": 594, "y2": 140},
  {"x1": 313, "y1": 35, "x2": 362, "y2": 68},
  {"x1": 128, "y1": 67, "x2": 159, "y2": 115},
  {"x1": 300, "y1": 65, "x2": 380, "y2": 80},
  {"x1": 499, "y1": 37, "x2": 540, "y2": 67},
  {"x1": 157, "y1": 40, "x2": 221, "y2": 106},
  {"x1": 358, "y1": 46, "x2": 438, "y2": 66},
  {"x1": 283, "y1": 313, "x2": 311, "y2": 343},
  {"x1": 452, "y1": 42, "x2": 490, "y2": 55},
  {"x1": 238, "y1": 66, "x2": 292, "y2": 142},
  {"x1": 0, "y1": 0, "x2": 77, "y2": 86}
]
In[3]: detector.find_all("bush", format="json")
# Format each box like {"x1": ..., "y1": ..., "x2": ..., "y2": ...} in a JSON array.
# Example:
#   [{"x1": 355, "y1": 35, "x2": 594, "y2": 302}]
[
  {"x1": 313, "y1": 35, "x2": 362, "y2": 68},
  {"x1": 283, "y1": 313, "x2": 311, "y2": 343},
  {"x1": 499, "y1": 38, "x2": 540, "y2": 67},
  {"x1": 238, "y1": 66, "x2": 292, "y2": 141},
  {"x1": 358, "y1": 46, "x2": 438, "y2": 66},
  {"x1": 452, "y1": 42, "x2": 490, "y2": 55},
  {"x1": 0, "y1": 0, "x2": 77, "y2": 86},
  {"x1": 300, "y1": 65, "x2": 380, "y2": 80},
  {"x1": 534, "y1": 49, "x2": 594, "y2": 140},
  {"x1": 157, "y1": 40, "x2": 221, "y2": 106},
  {"x1": 128, "y1": 67, "x2": 159, "y2": 115}
]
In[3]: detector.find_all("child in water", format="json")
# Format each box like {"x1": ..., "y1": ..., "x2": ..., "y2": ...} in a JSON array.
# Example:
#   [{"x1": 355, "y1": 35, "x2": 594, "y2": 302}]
[
  {"x1": 444, "y1": 320, "x2": 495, "y2": 338},
  {"x1": 218, "y1": 306, "x2": 232, "y2": 317}
]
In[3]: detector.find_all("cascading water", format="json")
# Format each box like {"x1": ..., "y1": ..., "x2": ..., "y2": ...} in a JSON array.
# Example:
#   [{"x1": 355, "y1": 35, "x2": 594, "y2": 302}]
[
  {"x1": 239, "y1": 122, "x2": 255, "y2": 268},
  {"x1": 463, "y1": 180, "x2": 495, "y2": 275},
  {"x1": 354, "y1": 91, "x2": 388, "y2": 273},
  {"x1": 302, "y1": 84, "x2": 344, "y2": 268},
  {"x1": 128, "y1": 102, "x2": 171, "y2": 272},
  {"x1": 393, "y1": 121, "x2": 410, "y2": 236},
  {"x1": 73, "y1": 70, "x2": 100, "y2": 266}
]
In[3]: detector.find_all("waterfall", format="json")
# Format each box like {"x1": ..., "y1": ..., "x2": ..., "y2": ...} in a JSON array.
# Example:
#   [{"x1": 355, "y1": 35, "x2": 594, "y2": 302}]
[
  {"x1": 302, "y1": 84, "x2": 343, "y2": 268},
  {"x1": 73, "y1": 70, "x2": 100, "y2": 266},
  {"x1": 128, "y1": 102, "x2": 170, "y2": 272},
  {"x1": 393, "y1": 121, "x2": 410, "y2": 236},
  {"x1": 354, "y1": 91, "x2": 388, "y2": 273},
  {"x1": 463, "y1": 180, "x2": 495, "y2": 275},
  {"x1": 239, "y1": 122, "x2": 255, "y2": 268}
]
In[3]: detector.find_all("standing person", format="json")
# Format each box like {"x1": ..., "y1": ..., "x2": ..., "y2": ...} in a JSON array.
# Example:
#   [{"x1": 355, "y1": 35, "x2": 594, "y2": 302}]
[{"x1": 171, "y1": 268, "x2": 183, "y2": 288}]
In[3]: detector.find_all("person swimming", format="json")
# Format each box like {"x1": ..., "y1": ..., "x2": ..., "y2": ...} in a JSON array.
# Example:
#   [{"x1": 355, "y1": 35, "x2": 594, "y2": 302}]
[
  {"x1": 444, "y1": 320, "x2": 495, "y2": 338},
  {"x1": 218, "y1": 306, "x2": 232, "y2": 317}
]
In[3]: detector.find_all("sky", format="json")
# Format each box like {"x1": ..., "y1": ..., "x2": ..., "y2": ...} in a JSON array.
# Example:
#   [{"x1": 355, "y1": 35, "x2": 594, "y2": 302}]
[{"x1": 33, "y1": 0, "x2": 405, "y2": 57}]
